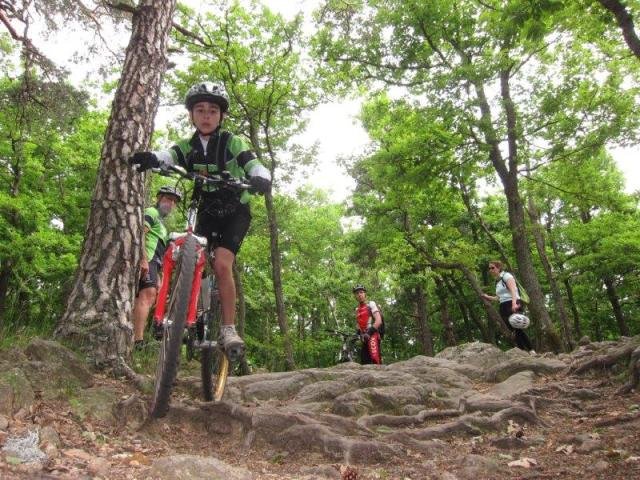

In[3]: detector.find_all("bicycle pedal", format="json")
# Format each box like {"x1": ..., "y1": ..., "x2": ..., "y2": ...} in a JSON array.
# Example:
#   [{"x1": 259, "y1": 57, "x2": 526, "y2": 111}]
[{"x1": 226, "y1": 345, "x2": 245, "y2": 363}]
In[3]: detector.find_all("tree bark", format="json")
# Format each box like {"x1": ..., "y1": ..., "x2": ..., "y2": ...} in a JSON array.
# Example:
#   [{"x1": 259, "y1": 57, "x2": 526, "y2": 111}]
[
  {"x1": 450, "y1": 276, "x2": 490, "y2": 343},
  {"x1": 598, "y1": 0, "x2": 640, "y2": 59},
  {"x1": 54, "y1": 0, "x2": 177, "y2": 367},
  {"x1": 264, "y1": 191, "x2": 296, "y2": 370},
  {"x1": 413, "y1": 283, "x2": 434, "y2": 356},
  {"x1": 545, "y1": 209, "x2": 582, "y2": 339},
  {"x1": 526, "y1": 196, "x2": 574, "y2": 351},
  {"x1": 471, "y1": 70, "x2": 562, "y2": 352},
  {"x1": 434, "y1": 276, "x2": 456, "y2": 347},
  {"x1": 233, "y1": 261, "x2": 251, "y2": 375},
  {"x1": 602, "y1": 275, "x2": 630, "y2": 336},
  {"x1": 0, "y1": 262, "x2": 12, "y2": 328}
]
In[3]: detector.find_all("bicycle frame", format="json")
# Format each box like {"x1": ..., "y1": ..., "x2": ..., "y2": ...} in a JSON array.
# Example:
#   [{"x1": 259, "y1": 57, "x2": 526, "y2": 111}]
[
  {"x1": 151, "y1": 166, "x2": 250, "y2": 341},
  {"x1": 152, "y1": 227, "x2": 207, "y2": 330}
]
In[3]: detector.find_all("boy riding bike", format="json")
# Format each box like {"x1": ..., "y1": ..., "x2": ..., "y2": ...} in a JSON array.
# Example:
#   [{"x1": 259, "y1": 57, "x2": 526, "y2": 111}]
[{"x1": 130, "y1": 81, "x2": 271, "y2": 360}]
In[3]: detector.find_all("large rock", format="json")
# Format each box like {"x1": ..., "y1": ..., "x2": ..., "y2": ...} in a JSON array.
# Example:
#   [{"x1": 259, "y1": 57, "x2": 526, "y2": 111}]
[
  {"x1": 436, "y1": 342, "x2": 509, "y2": 370},
  {"x1": 22, "y1": 338, "x2": 94, "y2": 399},
  {"x1": 148, "y1": 454, "x2": 253, "y2": 480},
  {"x1": 70, "y1": 386, "x2": 119, "y2": 423},
  {"x1": 0, "y1": 368, "x2": 35, "y2": 416}
]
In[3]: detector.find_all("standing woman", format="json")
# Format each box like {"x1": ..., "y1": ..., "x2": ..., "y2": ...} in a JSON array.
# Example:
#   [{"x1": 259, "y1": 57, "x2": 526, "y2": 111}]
[{"x1": 481, "y1": 261, "x2": 533, "y2": 351}]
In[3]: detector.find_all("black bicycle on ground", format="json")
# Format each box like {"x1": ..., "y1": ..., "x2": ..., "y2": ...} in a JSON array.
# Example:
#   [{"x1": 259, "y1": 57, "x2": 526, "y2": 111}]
[{"x1": 326, "y1": 329, "x2": 360, "y2": 363}]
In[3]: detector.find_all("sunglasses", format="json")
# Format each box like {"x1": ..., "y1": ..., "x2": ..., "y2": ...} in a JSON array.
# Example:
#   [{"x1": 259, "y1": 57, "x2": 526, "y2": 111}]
[{"x1": 489, "y1": 266, "x2": 497, "y2": 270}]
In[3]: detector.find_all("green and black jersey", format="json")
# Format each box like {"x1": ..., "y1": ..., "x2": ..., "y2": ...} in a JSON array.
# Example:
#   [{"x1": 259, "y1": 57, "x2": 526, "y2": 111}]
[
  {"x1": 156, "y1": 129, "x2": 263, "y2": 206},
  {"x1": 144, "y1": 206, "x2": 168, "y2": 264}
]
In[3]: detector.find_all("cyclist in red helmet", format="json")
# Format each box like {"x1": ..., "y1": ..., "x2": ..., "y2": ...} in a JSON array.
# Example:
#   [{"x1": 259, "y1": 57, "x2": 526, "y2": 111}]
[
  {"x1": 130, "y1": 81, "x2": 271, "y2": 359},
  {"x1": 353, "y1": 284, "x2": 383, "y2": 364},
  {"x1": 132, "y1": 186, "x2": 181, "y2": 350}
]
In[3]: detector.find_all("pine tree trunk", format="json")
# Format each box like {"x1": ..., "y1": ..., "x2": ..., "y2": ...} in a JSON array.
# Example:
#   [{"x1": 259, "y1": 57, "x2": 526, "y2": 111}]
[{"x1": 54, "y1": 0, "x2": 177, "y2": 367}]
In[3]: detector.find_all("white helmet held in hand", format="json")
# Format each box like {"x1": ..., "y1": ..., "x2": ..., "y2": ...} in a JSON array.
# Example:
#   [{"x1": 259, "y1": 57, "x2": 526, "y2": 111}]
[{"x1": 509, "y1": 313, "x2": 530, "y2": 329}]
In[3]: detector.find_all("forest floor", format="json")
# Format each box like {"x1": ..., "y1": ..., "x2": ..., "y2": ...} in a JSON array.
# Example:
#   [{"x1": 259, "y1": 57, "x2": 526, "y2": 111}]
[{"x1": 1, "y1": 339, "x2": 639, "y2": 480}]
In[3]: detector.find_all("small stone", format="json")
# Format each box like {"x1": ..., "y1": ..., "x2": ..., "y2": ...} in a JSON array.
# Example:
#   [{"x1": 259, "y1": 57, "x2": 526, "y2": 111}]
[
  {"x1": 593, "y1": 460, "x2": 609, "y2": 472},
  {"x1": 87, "y1": 457, "x2": 111, "y2": 476},
  {"x1": 576, "y1": 439, "x2": 601, "y2": 453},
  {"x1": 39, "y1": 425, "x2": 61, "y2": 448},
  {"x1": 43, "y1": 444, "x2": 59, "y2": 458},
  {"x1": 0, "y1": 415, "x2": 9, "y2": 430},
  {"x1": 62, "y1": 448, "x2": 93, "y2": 462}
]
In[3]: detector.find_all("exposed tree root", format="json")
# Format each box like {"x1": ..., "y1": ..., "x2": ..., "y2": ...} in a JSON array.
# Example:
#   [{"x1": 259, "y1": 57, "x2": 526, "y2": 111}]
[
  {"x1": 386, "y1": 405, "x2": 543, "y2": 442},
  {"x1": 116, "y1": 356, "x2": 152, "y2": 392},
  {"x1": 571, "y1": 341, "x2": 639, "y2": 375},
  {"x1": 594, "y1": 411, "x2": 640, "y2": 428},
  {"x1": 357, "y1": 409, "x2": 460, "y2": 429}
]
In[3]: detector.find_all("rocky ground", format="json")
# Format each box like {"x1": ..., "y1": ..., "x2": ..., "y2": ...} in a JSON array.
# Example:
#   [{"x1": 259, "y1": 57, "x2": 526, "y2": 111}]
[{"x1": 1, "y1": 337, "x2": 639, "y2": 480}]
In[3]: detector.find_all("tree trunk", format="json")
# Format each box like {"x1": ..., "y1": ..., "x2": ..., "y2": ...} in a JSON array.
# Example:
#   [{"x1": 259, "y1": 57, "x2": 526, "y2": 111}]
[
  {"x1": 598, "y1": 0, "x2": 640, "y2": 59},
  {"x1": 603, "y1": 276, "x2": 629, "y2": 336},
  {"x1": 233, "y1": 261, "x2": 251, "y2": 375},
  {"x1": 527, "y1": 196, "x2": 574, "y2": 351},
  {"x1": 264, "y1": 191, "x2": 296, "y2": 370},
  {"x1": 0, "y1": 262, "x2": 12, "y2": 329},
  {"x1": 450, "y1": 277, "x2": 490, "y2": 343},
  {"x1": 54, "y1": 0, "x2": 177, "y2": 368},
  {"x1": 434, "y1": 276, "x2": 456, "y2": 347},
  {"x1": 471, "y1": 72, "x2": 562, "y2": 352},
  {"x1": 413, "y1": 283, "x2": 434, "y2": 356},
  {"x1": 545, "y1": 209, "x2": 582, "y2": 339}
]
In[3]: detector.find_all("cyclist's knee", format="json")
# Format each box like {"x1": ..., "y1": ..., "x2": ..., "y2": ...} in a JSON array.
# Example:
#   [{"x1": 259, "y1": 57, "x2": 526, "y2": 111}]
[
  {"x1": 213, "y1": 257, "x2": 233, "y2": 279},
  {"x1": 138, "y1": 287, "x2": 157, "y2": 306}
]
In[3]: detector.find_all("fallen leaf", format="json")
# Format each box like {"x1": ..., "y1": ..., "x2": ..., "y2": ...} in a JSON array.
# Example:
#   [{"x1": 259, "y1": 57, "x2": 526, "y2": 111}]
[
  {"x1": 555, "y1": 444, "x2": 574, "y2": 455},
  {"x1": 508, "y1": 457, "x2": 538, "y2": 468}
]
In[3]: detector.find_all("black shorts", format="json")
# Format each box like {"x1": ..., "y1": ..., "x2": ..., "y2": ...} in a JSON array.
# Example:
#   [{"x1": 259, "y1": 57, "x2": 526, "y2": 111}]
[
  {"x1": 138, "y1": 260, "x2": 160, "y2": 292},
  {"x1": 195, "y1": 202, "x2": 251, "y2": 255}
]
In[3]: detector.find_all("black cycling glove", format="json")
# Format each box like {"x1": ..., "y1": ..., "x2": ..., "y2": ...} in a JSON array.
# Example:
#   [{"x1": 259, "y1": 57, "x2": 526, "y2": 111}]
[
  {"x1": 248, "y1": 175, "x2": 271, "y2": 194},
  {"x1": 129, "y1": 152, "x2": 159, "y2": 172}
]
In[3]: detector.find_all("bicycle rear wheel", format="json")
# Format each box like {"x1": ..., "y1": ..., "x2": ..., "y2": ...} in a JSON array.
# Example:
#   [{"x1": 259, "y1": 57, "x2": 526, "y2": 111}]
[
  {"x1": 150, "y1": 234, "x2": 197, "y2": 418},
  {"x1": 200, "y1": 290, "x2": 229, "y2": 401}
]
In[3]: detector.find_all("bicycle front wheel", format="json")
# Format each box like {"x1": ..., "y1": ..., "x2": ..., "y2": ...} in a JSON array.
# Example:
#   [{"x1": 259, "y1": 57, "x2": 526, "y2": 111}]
[
  {"x1": 200, "y1": 291, "x2": 229, "y2": 402},
  {"x1": 150, "y1": 234, "x2": 197, "y2": 418}
]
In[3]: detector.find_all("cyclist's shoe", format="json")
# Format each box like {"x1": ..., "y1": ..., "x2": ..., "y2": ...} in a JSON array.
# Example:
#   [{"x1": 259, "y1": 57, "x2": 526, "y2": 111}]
[
  {"x1": 218, "y1": 324, "x2": 245, "y2": 361},
  {"x1": 152, "y1": 321, "x2": 165, "y2": 340}
]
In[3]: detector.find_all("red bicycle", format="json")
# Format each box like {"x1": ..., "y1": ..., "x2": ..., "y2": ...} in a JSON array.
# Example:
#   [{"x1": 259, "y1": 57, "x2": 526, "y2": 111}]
[{"x1": 148, "y1": 165, "x2": 250, "y2": 418}]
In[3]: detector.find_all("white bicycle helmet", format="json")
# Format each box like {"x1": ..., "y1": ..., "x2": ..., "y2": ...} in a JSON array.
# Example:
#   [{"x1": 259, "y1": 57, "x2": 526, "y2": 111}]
[
  {"x1": 157, "y1": 185, "x2": 182, "y2": 201},
  {"x1": 509, "y1": 313, "x2": 530, "y2": 329},
  {"x1": 184, "y1": 81, "x2": 229, "y2": 112}
]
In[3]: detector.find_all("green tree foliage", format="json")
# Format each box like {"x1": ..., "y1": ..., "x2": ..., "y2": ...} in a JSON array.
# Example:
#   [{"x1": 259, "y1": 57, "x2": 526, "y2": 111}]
[{"x1": 0, "y1": 72, "x2": 103, "y2": 332}]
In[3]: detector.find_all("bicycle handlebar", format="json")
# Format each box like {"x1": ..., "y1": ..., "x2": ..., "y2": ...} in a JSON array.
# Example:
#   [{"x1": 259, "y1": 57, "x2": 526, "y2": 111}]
[
  {"x1": 325, "y1": 328, "x2": 359, "y2": 338},
  {"x1": 153, "y1": 165, "x2": 251, "y2": 191}
]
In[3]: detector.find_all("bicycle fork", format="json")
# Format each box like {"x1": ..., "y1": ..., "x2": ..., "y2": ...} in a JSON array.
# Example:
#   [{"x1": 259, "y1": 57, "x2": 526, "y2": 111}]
[{"x1": 153, "y1": 235, "x2": 207, "y2": 329}]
